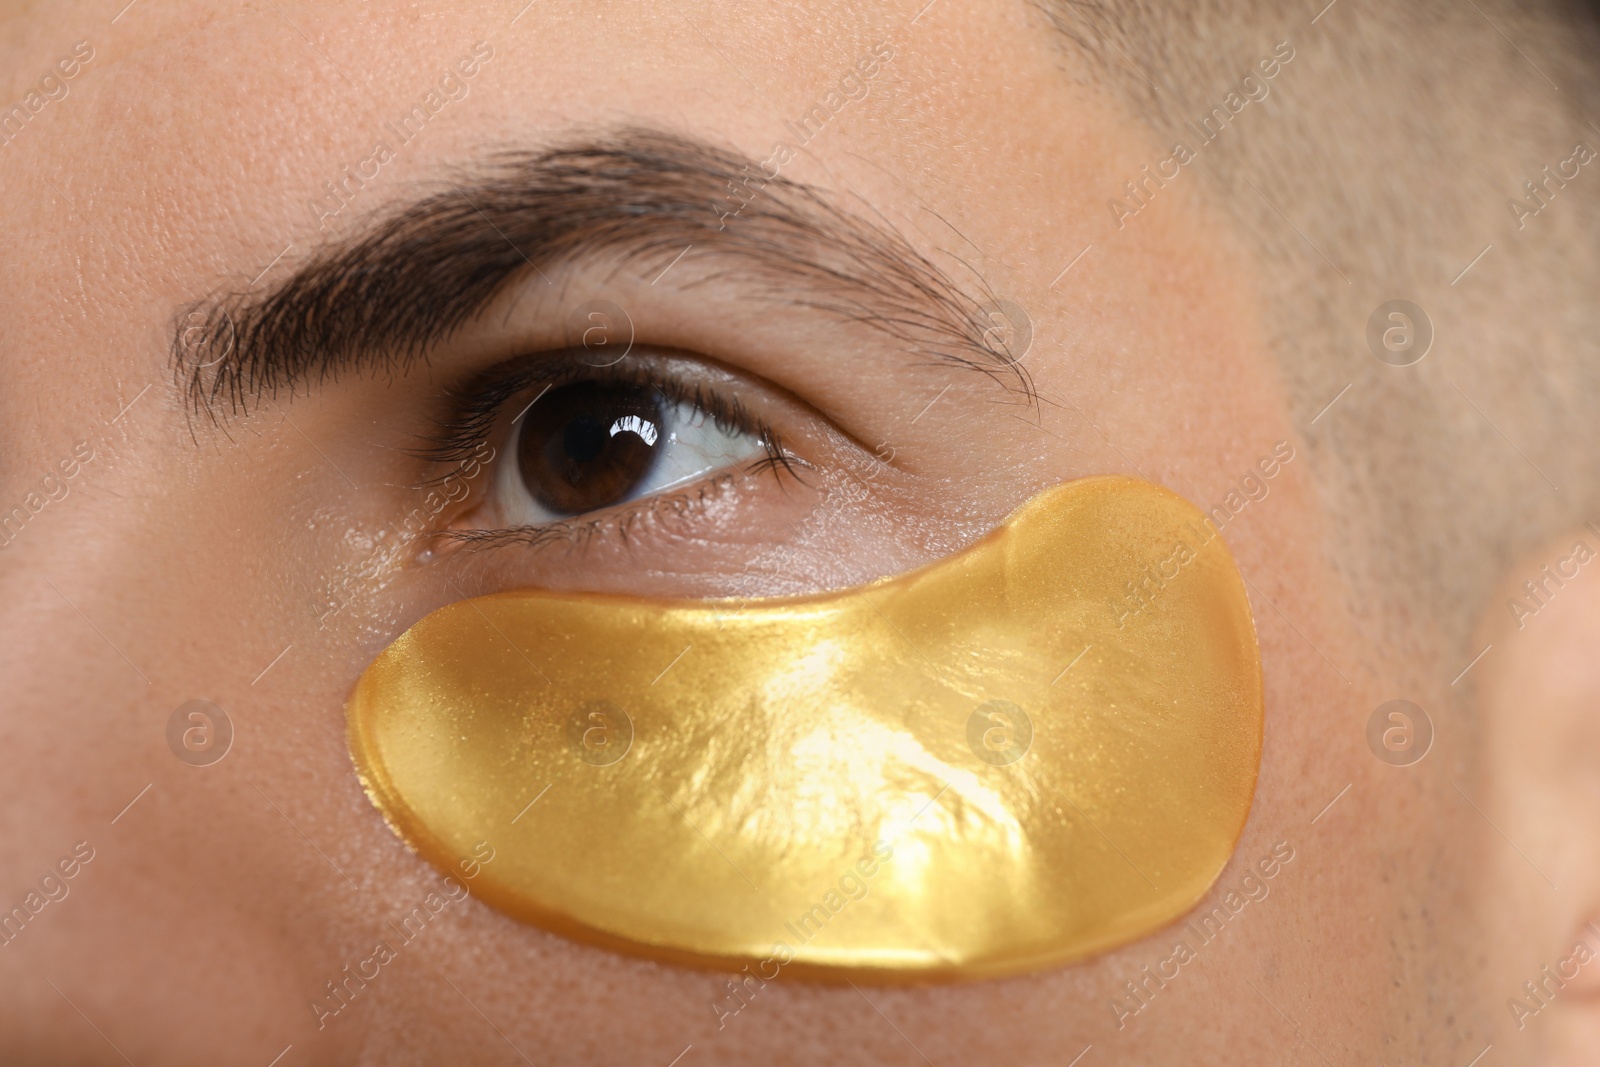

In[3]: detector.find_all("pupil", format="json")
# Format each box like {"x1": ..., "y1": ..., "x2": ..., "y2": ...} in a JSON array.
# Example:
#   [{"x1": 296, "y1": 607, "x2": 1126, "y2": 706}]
[
  {"x1": 563, "y1": 416, "x2": 607, "y2": 465},
  {"x1": 516, "y1": 381, "x2": 664, "y2": 516}
]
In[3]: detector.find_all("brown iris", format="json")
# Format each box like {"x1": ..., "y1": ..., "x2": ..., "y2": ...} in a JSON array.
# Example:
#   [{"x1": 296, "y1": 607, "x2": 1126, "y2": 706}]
[{"x1": 515, "y1": 381, "x2": 665, "y2": 516}]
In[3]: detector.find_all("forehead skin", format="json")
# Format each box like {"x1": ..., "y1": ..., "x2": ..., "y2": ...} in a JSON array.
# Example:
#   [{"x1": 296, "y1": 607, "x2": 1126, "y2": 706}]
[{"x1": 0, "y1": 1, "x2": 1495, "y2": 1064}]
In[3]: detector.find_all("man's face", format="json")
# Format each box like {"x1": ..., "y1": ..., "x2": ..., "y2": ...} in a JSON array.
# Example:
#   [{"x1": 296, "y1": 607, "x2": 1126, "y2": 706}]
[{"x1": 0, "y1": 1, "x2": 1590, "y2": 1063}]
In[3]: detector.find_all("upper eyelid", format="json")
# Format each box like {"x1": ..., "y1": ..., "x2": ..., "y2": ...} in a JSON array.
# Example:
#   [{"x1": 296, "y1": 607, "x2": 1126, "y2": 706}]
[{"x1": 413, "y1": 349, "x2": 774, "y2": 473}]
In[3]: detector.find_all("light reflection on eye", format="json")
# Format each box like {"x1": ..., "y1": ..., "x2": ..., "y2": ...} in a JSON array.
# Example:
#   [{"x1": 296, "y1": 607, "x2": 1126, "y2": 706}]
[{"x1": 610, "y1": 414, "x2": 657, "y2": 446}]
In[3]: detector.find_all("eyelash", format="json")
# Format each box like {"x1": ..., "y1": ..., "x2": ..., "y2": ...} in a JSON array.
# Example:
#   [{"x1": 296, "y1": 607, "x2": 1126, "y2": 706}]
[{"x1": 414, "y1": 353, "x2": 803, "y2": 552}]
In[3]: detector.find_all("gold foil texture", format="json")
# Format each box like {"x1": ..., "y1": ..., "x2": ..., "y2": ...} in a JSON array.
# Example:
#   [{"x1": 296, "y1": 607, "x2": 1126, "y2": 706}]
[{"x1": 347, "y1": 476, "x2": 1263, "y2": 980}]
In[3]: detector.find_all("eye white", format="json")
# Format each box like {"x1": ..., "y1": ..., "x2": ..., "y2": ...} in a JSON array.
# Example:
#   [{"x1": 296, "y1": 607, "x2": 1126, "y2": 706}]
[{"x1": 643, "y1": 403, "x2": 762, "y2": 495}]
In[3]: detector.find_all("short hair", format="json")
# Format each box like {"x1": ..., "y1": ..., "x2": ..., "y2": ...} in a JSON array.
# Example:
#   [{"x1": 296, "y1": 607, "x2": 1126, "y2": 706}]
[{"x1": 1039, "y1": 0, "x2": 1600, "y2": 671}]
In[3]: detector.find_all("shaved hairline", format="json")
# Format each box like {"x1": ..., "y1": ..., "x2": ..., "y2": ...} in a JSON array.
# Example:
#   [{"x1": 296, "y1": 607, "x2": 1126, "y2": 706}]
[{"x1": 1037, "y1": 0, "x2": 1600, "y2": 671}]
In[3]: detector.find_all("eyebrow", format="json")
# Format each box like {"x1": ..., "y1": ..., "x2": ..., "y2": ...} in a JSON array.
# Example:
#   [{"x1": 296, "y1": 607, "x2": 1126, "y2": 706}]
[{"x1": 173, "y1": 126, "x2": 1033, "y2": 419}]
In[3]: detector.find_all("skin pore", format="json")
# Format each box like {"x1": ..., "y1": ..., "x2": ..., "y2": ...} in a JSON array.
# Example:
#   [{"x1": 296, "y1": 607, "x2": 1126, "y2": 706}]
[{"x1": 0, "y1": 1, "x2": 1596, "y2": 1064}]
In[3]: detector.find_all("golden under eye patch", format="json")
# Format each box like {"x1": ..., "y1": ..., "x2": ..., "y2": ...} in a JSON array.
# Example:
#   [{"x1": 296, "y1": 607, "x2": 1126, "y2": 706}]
[{"x1": 347, "y1": 476, "x2": 1262, "y2": 981}]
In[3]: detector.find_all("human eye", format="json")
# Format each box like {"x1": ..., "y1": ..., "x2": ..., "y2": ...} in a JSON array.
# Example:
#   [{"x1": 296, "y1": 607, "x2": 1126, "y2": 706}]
[
  {"x1": 421, "y1": 350, "x2": 805, "y2": 555},
  {"x1": 498, "y1": 375, "x2": 763, "y2": 524}
]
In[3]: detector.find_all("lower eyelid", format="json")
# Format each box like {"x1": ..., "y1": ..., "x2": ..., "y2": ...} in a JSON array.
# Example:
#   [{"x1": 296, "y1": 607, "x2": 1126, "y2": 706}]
[{"x1": 442, "y1": 461, "x2": 777, "y2": 556}]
